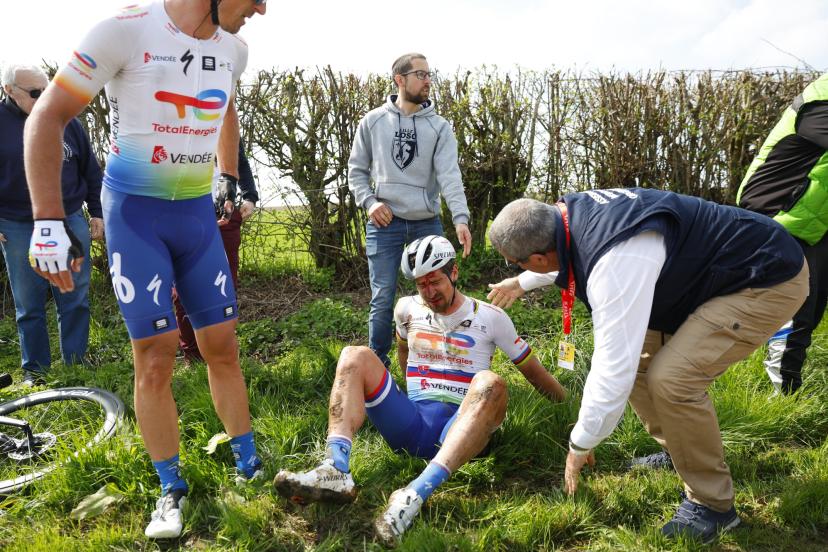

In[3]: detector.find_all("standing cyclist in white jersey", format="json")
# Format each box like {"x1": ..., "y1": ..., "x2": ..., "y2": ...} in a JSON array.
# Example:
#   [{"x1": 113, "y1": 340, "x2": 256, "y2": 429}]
[
  {"x1": 274, "y1": 236, "x2": 567, "y2": 546},
  {"x1": 23, "y1": 0, "x2": 266, "y2": 539}
]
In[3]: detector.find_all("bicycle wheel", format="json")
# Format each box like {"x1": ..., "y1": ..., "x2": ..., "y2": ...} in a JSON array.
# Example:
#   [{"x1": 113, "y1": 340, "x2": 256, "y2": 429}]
[{"x1": 0, "y1": 387, "x2": 125, "y2": 494}]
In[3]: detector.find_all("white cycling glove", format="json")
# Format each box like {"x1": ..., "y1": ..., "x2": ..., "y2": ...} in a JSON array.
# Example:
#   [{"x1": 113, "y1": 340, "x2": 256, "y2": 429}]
[{"x1": 29, "y1": 219, "x2": 83, "y2": 274}]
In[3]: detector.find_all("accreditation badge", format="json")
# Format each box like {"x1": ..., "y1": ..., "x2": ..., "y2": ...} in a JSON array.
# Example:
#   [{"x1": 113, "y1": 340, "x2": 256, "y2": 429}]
[{"x1": 558, "y1": 340, "x2": 576, "y2": 370}]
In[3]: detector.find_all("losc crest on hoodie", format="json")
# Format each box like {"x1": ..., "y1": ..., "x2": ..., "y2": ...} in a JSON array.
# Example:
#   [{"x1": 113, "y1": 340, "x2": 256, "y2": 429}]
[{"x1": 392, "y1": 127, "x2": 418, "y2": 171}]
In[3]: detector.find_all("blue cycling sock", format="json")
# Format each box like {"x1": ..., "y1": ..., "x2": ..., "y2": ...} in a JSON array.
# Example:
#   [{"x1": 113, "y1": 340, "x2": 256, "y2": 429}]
[
  {"x1": 230, "y1": 431, "x2": 262, "y2": 479},
  {"x1": 408, "y1": 460, "x2": 451, "y2": 501},
  {"x1": 153, "y1": 454, "x2": 188, "y2": 495},
  {"x1": 325, "y1": 434, "x2": 352, "y2": 473}
]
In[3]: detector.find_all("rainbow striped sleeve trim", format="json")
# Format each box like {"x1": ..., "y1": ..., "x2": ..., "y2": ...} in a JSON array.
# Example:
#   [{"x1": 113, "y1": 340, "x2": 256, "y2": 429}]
[{"x1": 512, "y1": 346, "x2": 534, "y2": 367}]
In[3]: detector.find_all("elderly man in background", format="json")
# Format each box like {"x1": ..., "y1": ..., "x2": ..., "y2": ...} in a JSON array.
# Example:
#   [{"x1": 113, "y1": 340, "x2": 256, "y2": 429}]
[{"x1": 0, "y1": 63, "x2": 103, "y2": 386}]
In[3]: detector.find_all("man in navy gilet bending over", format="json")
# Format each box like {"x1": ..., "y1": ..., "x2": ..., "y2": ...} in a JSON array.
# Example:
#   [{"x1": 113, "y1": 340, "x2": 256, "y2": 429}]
[{"x1": 488, "y1": 188, "x2": 807, "y2": 545}]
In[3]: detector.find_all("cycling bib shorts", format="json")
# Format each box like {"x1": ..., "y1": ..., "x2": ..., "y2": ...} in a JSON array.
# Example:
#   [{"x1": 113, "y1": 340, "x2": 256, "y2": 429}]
[
  {"x1": 365, "y1": 369, "x2": 459, "y2": 459},
  {"x1": 102, "y1": 188, "x2": 237, "y2": 339}
]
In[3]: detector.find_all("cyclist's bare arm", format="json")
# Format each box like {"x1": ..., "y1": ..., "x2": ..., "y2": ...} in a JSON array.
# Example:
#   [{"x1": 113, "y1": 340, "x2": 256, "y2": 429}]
[
  {"x1": 25, "y1": 85, "x2": 89, "y2": 219},
  {"x1": 217, "y1": 100, "x2": 240, "y2": 178},
  {"x1": 517, "y1": 355, "x2": 567, "y2": 402}
]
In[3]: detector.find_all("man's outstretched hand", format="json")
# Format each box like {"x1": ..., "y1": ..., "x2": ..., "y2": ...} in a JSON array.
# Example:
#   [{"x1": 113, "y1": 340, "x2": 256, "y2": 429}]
[
  {"x1": 564, "y1": 449, "x2": 596, "y2": 496},
  {"x1": 487, "y1": 276, "x2": 526, "y2": 309}
]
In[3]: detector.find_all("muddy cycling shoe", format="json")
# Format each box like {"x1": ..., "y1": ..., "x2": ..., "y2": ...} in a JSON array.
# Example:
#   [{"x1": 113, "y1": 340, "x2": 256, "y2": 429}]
[
  {"x1": 374, "y1": 487, "x2": 423, "y2": 547},
  {"x1": 274, "y1": 458, "x2": 356, "y2": 504},
  {"x1": 145, "y1": 488, "x2": 187, "y2": 539}
]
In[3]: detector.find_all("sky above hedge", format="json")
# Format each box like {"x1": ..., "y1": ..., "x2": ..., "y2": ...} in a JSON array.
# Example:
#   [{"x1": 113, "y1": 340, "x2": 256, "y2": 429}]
[{"x1": 2, "y1": 0, "x2": 827, "y2": 77}]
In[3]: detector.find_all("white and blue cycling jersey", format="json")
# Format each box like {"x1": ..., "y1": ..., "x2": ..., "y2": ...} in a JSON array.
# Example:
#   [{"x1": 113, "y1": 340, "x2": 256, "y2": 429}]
[
  {"x1": 363, "y1": 295, "x2": 533, "y2": 458},
  {"x1": 54, "y1": 2, "x2": 247, "y2": 200},
  {"x1": 53, "y1": 2, "x2": 247, "y2": 338}
]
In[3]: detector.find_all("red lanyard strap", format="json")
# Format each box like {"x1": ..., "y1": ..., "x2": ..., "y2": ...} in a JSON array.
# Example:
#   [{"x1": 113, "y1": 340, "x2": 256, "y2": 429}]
[{"x1": 557, "y1": 202, "x2": 575, "y2": 336}]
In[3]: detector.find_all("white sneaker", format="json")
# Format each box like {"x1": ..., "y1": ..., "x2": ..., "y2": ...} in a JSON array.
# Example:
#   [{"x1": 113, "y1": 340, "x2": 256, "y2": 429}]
[
  {"x1": 374, "y1": 487, "x2": 423, "y2": 547},
  {"x1": 144, "y1": 489, "x2": 187, "y2": 539},
  {"x1": 273, "y1": 458, "x2": 356, "y2": 504}
]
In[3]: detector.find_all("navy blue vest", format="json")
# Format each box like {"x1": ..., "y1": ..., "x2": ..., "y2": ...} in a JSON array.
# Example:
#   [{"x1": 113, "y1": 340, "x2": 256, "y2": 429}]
[{"x1": 552, "y1": 188, "x2": 804, "y2": 334}]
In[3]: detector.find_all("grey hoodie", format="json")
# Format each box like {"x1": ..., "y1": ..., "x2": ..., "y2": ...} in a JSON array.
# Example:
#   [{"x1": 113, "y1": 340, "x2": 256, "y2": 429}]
[{"x1": 348, "y1": 95, "x2": 470, "y2": 225}]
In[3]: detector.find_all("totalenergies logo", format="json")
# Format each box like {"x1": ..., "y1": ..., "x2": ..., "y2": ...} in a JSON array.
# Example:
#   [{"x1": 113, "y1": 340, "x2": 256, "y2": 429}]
[
  {"x1": 35, "y1": 241, "x2": 58, "y2": 251},
  {"x1": 154, "y1": 89, "x2": 227, "y2": 121},
  {"x1": 414, "y1": 332, "x2": 476, "y2": 350},
  {"x1": 73, "y1": 52, "x2": 97, "y2": 69}
]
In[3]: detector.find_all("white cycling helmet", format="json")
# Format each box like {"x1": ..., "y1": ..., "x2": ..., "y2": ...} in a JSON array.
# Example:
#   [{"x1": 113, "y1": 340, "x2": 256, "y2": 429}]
[{"x1": 400, "y1": 235, "x2": 456, "y2": 279}]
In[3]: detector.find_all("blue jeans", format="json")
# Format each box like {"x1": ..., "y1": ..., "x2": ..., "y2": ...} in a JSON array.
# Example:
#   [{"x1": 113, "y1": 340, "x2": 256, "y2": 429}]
[
  {"x1": 0, "y1": 211, "x2": 91, "y2": 372},
  {"x1": 366, "y1": 216, "x2": 443, "y2": 367}
]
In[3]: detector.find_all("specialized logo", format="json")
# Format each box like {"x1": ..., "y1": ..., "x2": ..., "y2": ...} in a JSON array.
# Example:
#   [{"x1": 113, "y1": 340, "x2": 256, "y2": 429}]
[
  {"x1": 181, "y1": 49, "x2": 194, "y2": 75},
  {"x1": 151, "y1": 146, "x2": 168, "y2": 164},
  {"x1": 144, "y1": 52, "x2": 177, "y2": 64},
  {"x1": 392, "y1": 128, "x2": 417, "y2": 171},
  {"x1": 73, "y1": 51, "x2": 97, "y2": 70},
  {"x1": 147, "y1": 274, "x2": 162, "y2": 306},
  {"x1": 110, "y1": 252, "x2": 136, "y2": 304},
  {"x1": 154, "y1": 89, "x2": 228, "y2": 121},
  {"x1": 215, "y1": 271, "x2": 228, "y2": 297}
]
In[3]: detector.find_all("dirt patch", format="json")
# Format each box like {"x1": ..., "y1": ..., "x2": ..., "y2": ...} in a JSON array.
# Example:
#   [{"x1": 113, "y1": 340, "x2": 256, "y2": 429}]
[{"x1": 237, "y1": 274, "x2": 371, "y2": 322}]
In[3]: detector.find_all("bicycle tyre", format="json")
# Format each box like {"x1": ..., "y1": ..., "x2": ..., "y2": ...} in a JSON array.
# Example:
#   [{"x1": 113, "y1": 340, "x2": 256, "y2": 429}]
[{"x1": 0, "y1": 387, "x2": 125, "y2": 494}]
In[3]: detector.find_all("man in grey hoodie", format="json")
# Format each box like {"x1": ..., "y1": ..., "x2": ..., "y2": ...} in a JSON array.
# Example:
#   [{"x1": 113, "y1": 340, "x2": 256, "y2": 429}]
[{"x1": 348, "y1": 53, "x2": 472, "y2": 368}]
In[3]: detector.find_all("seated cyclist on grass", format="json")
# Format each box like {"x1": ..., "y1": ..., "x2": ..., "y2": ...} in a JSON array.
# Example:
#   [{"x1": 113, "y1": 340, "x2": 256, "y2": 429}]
[{"x1": 274, "y1": 235, "x2": 567, "y2": 546}]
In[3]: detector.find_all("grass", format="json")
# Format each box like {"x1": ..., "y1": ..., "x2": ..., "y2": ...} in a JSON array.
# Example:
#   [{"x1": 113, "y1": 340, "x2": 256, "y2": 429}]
[{"x1": 0, "y1": 264, "x2": 827, "y2": 551}]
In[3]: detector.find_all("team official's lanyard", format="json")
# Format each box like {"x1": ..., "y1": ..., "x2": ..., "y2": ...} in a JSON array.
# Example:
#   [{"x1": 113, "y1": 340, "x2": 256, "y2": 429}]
[
  {"x1": 558, "y1": 202, "x2": 575, "y2": 336},
  {"x1": 557, "y1": 202, "x2": 577, "y2": 370}
]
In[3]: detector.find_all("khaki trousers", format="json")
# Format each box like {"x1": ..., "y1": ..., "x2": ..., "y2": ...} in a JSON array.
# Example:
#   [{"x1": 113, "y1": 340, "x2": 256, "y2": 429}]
[{"x1": 628, "y1": 263, "x2": 809, "y2": 512}]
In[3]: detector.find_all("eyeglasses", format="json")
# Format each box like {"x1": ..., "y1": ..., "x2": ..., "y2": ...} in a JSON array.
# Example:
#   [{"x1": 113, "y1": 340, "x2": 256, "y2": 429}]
[
  {"x1": 13, "y1": 84, "x2": 44, "y2": 99},
  {"x1": 504, "y1": 257, "x2": 525, "y2": 271},
  {"x1": 400, "y1": 70, "x2": 435, "y2": 81},
  {"x1": 255, "y1": 0, "x2": 266, "y2": 4}
]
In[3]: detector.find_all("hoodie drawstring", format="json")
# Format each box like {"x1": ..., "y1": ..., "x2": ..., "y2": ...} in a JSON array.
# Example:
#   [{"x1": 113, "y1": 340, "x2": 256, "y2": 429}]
[{"x1": 412, "y1": 116, "x2": 419, "y2": 158}]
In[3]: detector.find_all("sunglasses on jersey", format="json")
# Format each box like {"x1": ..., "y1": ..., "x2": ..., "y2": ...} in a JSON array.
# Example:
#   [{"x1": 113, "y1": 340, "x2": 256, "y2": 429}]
[{"x1": 13, "y1": 84, "x2": 44, "y2": 99}]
